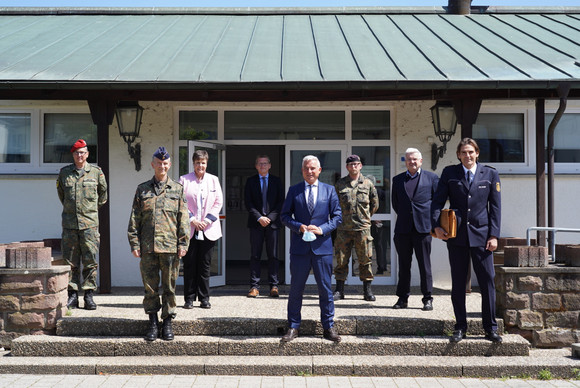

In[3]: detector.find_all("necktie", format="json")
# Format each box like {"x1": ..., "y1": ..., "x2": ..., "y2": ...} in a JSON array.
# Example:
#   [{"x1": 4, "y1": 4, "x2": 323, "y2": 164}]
[
  {"x1": 307, "y1": 184, "x2": 315, "y2": 214},
  {"x1": 467, "y1": 171, "x2": 472, "y2": 186},
  {"x1": 261, "y1": 176, "x2": 268, "y2": 214}
]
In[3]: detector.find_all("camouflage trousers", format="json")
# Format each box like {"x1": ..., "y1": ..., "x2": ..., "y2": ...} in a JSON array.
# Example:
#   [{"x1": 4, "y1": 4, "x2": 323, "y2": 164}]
[
  {"x1": 140, "y1": 252, "x2": 180, "y2": 320},
  {"x1": 62, "y1": 227, "x2": 99, "y2": 291},
  {"x1": 333, "y1": 228, "x2": 374, "y2": 281}
]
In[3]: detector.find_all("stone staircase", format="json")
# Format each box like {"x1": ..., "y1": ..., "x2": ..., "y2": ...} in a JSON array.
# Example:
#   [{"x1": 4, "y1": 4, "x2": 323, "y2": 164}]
[{"x1": 1, "y1": 287, "x2": 579, "y2": 378}]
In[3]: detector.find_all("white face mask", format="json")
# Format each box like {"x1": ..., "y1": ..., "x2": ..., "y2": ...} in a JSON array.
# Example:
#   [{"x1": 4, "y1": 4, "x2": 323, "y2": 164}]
[{"x1": 302, "y1": 231, "x2": 316, "y2": 242}]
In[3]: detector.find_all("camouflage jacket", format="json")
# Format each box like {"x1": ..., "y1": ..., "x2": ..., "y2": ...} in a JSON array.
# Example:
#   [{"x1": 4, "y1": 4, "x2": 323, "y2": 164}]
[
  {"x1": 127, "y1": 177, "x2": 190, "y2": 254},
  {"x1": 56, "y1": 163, "x2": 108, "y2": 230},
  {"x1": 335, "y1": 174, "x2": 379, "y2": 231}
]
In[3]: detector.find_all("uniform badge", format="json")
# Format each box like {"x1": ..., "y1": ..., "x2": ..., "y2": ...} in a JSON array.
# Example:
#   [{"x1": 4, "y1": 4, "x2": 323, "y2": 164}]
[{"x1": 496, "y1": 182, "x2": 501, "y2": 192}]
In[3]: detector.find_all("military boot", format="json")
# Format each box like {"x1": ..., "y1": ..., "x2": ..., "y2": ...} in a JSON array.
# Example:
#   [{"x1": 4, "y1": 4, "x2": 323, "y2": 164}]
[
  {"x1": 83, "y1": 289, "x2": 97, "y2": 310},
  {"x1": 145, "y1": 314, "x2": 159, "y2": 342},
  {"x1": 363, "y1": 280, "x2": 376, "y2": 302},
  {"x1": 161, "y1": 317, "x2": 174, "y2": 341},
  {"x1": 66, "y1": 290, "x2": 79, "y2": 309},
  {"x1": 333, "y1": 280, "x2": 345, "y2": 300}
]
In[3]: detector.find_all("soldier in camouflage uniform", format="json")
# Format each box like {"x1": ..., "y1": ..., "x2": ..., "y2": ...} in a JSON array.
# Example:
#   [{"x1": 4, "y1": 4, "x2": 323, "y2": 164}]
[
  {"x1": 128, "y1": 147, "x2": 190, "y2": 342},
  {"x1": 333, "y1": 155, "x2": 379, "y2": 301},
  {"x1": 56, "y1": 139, "x2": 107, "y2": 310}
]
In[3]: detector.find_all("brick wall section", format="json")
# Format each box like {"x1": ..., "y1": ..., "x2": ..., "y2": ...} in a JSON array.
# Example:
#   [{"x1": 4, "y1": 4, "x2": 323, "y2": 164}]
[
  {"x1": 496, "y1": 266, "x2": 580, "y2": 348},
  {"x1": 0, "y1": 266, "x2": 70, "y2": 349}
]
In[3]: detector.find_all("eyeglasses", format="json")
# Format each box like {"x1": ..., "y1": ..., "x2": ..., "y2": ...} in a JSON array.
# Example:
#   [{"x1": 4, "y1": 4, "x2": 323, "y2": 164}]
[
  {"x1": 257, "y1": 162, "x2": 270, "y2": 166},
  {"x1": 73, "y1": 151, "x2": 87, "y2": 156}
]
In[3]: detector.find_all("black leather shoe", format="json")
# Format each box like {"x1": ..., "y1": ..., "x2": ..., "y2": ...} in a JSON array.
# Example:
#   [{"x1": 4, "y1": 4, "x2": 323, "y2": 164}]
[
  {"x1": 323, "y1": 327, "x2": 341, "y2": 343},
  {"x1": 422, "y1": 300, "x2": 433, "y2": 311},
  {"x1": 161, "y1": 317, "x2": 174, "y2": 341},
  {"x1": 485, "y1": 330, "x2": 503, "y2": 343},
  {"x1": 66, "y1": 290, "x2": 79, "y2": 309},
  {"x1": 450, "y1": 329, "x2": 466, "y2": 343},
  {"x1": 183, "y1": 301, "x2": 194, "y2": 309},
  {"x1": 333, "y1": 280, "x2": 345, "y2": 300},
  {"x1": 392, "y1": 299, "x2": 408, "y2": 309},
  {"x1": 145, "y1": 313, "x2": 159, "y2": 342},
  {"x1": 281, "y1": 328, "x2": 299, "y2": 342},
  {"x1": 200, "y1": 301, "x2": 211, "y2": 309},
  {"x1": 83, "y1": 290, "x2": 97, "y2": 310}
]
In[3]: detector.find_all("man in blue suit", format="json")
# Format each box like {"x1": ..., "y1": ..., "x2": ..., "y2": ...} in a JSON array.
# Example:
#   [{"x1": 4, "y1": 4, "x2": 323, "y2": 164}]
[
  {"x1": 392, "y1": 148, "x2": 438, "y2": 311},
  {"x1": 280, "y1": 155, "x2": 342, "y2": 342},
  {"x1": 432, "y1": 138, "x2": 502, "y2": 343}
]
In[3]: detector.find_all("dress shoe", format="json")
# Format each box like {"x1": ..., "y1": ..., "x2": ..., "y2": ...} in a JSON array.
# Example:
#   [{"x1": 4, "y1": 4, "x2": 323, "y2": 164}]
[
  {"x1": 333, "y1": 280, "x2": 345, "y2": 300},
  {"x1": 363, "y1": 281, "x2": 376, "y2": 302},
  {"x1": 66, "y1": 290, "x2": 79, "y2": 309},
  {"x1": 161, "y1": 317, "x2": 174, "y2": 341},
  {"x1": 392, "y1": 299, "x2": 408, "y2": 309},
  {"x1": 450, "y1": 329, "x2": 466, "y2": 343},
  {"x1": 83, "y1": 290, "x2": 97, "y2": 310},
  {"x1": 485, "y1": 330, "x2": 503, "y2": 343},
  {"x1": 281, "y1": 328, "x2": 299, "y2": 342},
  {"x1": 200, "y1": 300, "x2": 211, "y2": 309},
  {"x1": 145, "y1": 313, "x2": 159, "y2": 342},
  {"x1": 269, "y1": 287, "x2": 279, "y2": 298},
  {"x1": 247, "y1": 288, "x2": 259, "y2": 298},
  {"x1": 183, "y1": 301, "x2": 194, "y2": 309},
  {"x1": 422, "y1": 299, "x2": 433, "y2": 311},
  {"x1": 323, "y1": 326, "x2": 341, "y2": 343}
]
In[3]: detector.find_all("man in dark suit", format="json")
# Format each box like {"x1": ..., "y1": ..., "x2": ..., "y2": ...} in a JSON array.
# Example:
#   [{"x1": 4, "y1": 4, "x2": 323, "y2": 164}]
[
  {"x1": 432, "y1": 138, "x2": 502, "y2": 343},
  {"x1": 280, "y1": 155, "x2": 342, "y2": 343},
  {"x1": 244, "y1": 155, "x2": 284, "y2": 298},
  {"x1": 392, "y1": 148, "x2": 438, "y2": 311}
]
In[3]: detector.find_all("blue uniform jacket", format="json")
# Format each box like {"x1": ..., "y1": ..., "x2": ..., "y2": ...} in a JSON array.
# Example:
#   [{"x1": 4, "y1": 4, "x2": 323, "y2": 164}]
[
  {"x1": 392, "y1": 169, "x2": 439, "y2": 235},
  {"x1": 281, "y1": 181, "x2": 342, "y2": 255},
  {"x1": 431, "y1": 163, "x2": 501, "y2": 247}
]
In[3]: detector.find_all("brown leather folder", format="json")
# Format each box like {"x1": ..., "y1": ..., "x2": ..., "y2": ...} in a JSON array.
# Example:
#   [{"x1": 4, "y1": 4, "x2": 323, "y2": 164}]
[{"x1": 431, "y1": 209, "x2": 457, "y2": 239}]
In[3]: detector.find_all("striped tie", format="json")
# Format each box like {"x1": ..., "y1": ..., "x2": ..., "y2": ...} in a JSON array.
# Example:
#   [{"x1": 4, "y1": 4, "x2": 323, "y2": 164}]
[{"x1": 307, "y1": 185, "x2": 315, "y2": 214}]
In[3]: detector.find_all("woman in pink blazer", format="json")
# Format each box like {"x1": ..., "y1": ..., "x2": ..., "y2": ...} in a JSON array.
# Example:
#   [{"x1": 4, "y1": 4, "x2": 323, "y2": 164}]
[{"x1": 180, "y1": 150, "x2": 223, "y2": 309}]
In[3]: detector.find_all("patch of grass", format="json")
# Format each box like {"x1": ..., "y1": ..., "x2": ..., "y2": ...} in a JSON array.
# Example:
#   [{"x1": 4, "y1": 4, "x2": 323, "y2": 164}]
[
  {"x1": 571, "y1": 368, "x2": 580, "y2": 380},
  {"x1": 65, "y1": 309, "x2": 73, "y2": 316},
  {"x1": 296, "y1": 370, "x2": 312, "y2": 377},
  {"x1": 538, "y1": 369, "x2": 553, "y2": 380},
  {"x1": 500, "y1": 373, "x2": 531, "y2": 380},
  {"x1": 415, "y1": 330, "x2": 426, "y2": 337}
]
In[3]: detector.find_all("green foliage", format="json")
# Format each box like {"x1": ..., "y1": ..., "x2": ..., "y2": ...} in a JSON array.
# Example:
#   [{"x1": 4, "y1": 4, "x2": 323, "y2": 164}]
[
  {"x1": 181, "y1": 127, "x2": 209, "y2": 140},
  {"x1": 537, "y1": 369, "x2": 553, "y2": 380},
  {"x1": 296, "y1": 370, "x2": 313, "y2": 377},
  {"x1": 65, "y1": 309, "x2": 73, "y2": 316},
  {"x1": 571, "y1": 368, "x2": 580, "y2": 380}
]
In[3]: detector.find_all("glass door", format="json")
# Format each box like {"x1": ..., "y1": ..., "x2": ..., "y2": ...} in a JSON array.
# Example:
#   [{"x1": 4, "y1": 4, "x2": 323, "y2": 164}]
[
  {"x1": 188, "y1": 141, "x2": 226, "y2": 287},
  {"x1": 284, "y1": 145, "x2": 347, "y2": 285}
]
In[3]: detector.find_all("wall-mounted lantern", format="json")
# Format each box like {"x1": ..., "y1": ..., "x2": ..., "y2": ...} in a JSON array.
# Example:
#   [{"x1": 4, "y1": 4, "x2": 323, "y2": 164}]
[
  {"x1": 115, "y1": 101, "x2": 144, "y2": 171},
  {"x1": 431, "y1": 101, "x2": 458, "y2": 170}
]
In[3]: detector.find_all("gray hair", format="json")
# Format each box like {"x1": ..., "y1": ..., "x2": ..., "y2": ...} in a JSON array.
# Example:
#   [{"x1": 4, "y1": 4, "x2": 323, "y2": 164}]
[
  {"x1": 302, "y1": 155, "x2": 321, "y2": 168},
  {"x1": 405, "y1": 148, "x2": 422, "y2": 159}
]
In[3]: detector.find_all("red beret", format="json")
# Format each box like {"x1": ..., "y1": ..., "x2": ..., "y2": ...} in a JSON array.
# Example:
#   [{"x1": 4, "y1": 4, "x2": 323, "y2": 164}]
[{"x1": 70, "y1": 139, "x2": 87, "y2": 153}]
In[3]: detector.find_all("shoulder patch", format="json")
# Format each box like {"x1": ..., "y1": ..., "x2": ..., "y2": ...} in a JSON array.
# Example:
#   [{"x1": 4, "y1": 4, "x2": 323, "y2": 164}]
[{"x1": 496, "y1": 182, "x2": 501, "y2": 192}]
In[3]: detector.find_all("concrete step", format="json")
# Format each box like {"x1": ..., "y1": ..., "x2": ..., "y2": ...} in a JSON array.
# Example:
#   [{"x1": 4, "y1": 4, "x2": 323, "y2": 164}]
[
  {"x1": 10, "y1": 334, "x2": 529, "y2": 357},
  {"x1": 0, "y1": 349, "x2": 577, "y2": 378},
  {"x1": 56, "y1": 316, "x2": 504, "y2": 337}
]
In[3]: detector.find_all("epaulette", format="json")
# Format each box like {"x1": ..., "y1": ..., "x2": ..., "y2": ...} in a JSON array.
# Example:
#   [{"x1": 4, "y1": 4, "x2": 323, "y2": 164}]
[{"x1": 484, "y1": 165, "x2": 496, "y2": 170}]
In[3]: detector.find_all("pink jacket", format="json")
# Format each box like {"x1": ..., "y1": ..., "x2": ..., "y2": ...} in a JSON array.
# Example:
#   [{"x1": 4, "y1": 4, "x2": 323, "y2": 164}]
[{"x1": 179, "y1": 172, "x2": 223, "y2": 241}]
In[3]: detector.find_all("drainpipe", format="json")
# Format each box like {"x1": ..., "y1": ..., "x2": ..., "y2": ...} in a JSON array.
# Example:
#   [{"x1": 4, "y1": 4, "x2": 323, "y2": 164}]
[
  {"x1": 546, "y1": 83, "x2": 570, "y2": 256},
  {"x1": 448, "y1": 0, "x2": 472, "y2": 15}
]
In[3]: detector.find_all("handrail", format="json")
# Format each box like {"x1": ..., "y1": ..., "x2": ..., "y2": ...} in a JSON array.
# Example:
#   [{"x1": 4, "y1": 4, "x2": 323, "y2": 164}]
[{"x1": 526, "y1": 226, "x2": 580, "y2": 262}]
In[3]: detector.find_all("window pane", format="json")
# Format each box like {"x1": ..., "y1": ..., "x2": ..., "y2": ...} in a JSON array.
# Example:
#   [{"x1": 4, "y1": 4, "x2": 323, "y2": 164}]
[
  {"x1": 0, "y1": 113, "x2": 31, "y2": 163},
  {"x1": 352, "y1": 111, "x2": 390, "y2": 140},
  {"x1": 179, "y1": 111, "x2": 217, "y2": 140},
  {"x1": 44, "y1": 114, "x2": 97, "y2": 164},
  {"x1": 473, "y1": 113, "x2": 524, "y2": 163},
  {"x1": 545, "y1": 113, "x2": 580, "y2": 163},
  {"x1": 225, "y1": 111, "x2": 345, "y2": 140}
]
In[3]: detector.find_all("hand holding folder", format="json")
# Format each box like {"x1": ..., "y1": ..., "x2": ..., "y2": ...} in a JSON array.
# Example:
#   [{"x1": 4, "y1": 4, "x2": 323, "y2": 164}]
[{"x1": 431, "y1": 209, "x2": 457, "y2": 239}]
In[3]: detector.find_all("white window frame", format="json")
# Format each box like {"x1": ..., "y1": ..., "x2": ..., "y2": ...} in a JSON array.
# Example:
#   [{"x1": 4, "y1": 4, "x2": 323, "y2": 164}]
[
  {"x1": 545, "y1": 107, "x2": 580, "y2": 174},
  {"x1": 0, "y1": 106, "x2": 94, "y2": 175},
  {"x1": 475, "y1": 106, "x2": 535, "y2": 174}
]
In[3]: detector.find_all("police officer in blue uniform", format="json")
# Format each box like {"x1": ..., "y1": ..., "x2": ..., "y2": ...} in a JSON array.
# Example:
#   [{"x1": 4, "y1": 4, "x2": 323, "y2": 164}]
[{"x1": 431, "y1": 138, "x2": 502, "y2": 343}]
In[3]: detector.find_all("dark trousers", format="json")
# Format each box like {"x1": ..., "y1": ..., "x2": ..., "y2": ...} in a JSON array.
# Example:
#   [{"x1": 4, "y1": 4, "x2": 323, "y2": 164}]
[
  {"x1": 183, "y1": 236, "x2": 215, "y2": 303},
  {"x1": 249, "y1": 226, "x2": 279, "y2": 289},
  {"x1": 448, "y1": 244, "x2": 497, "y2": 332},
  {"x1": 288, "y1": 252, "x2": 335, "y2": 330},
  {"x1": 394, "y1": 229, "x2": 433, "y2": 302}
]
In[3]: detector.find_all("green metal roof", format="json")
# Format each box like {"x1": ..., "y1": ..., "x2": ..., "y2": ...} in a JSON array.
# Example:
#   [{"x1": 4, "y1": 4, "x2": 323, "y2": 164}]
[{"x1": 0, "y1": 8, "x2": 579, "y2": 90}]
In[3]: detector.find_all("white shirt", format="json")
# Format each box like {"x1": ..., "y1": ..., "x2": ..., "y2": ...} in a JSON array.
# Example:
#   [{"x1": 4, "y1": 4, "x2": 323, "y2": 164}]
[{"x1": 304, "y1": 180, "x2": 319, "y2": 208}]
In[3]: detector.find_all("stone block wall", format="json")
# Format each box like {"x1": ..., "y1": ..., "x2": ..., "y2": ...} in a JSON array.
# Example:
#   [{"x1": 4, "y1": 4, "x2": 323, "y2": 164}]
[
  {"x1": 0, "y1": 266, "x2": 69, "y2": 348},
  {"x1": 496, "y1": 265, "x2": 580, "y2": 348}
]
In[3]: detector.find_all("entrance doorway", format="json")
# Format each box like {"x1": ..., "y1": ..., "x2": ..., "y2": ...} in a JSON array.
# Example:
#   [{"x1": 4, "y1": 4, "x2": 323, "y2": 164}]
[{"x1": 224, "y1": 145, "x2": 286, "y2": 286}]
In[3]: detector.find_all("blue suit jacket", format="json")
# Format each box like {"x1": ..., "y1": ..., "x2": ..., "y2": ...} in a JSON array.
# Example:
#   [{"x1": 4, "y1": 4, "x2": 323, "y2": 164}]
[
  {"x1": 281, "y1": 181, "x2": 342, "y2": 255},
  {"x1": 431, "y1": 163, "x2": 501, "y2": 247},
  {"x1": 392, "y1": 169, "x2": 439, "y2": 234}
]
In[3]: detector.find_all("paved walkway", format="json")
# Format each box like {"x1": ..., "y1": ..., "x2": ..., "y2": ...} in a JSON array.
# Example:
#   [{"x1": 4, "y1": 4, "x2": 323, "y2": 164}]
[{"x1": 1, "y1": 374, "x2": 579, "y2": 387}]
